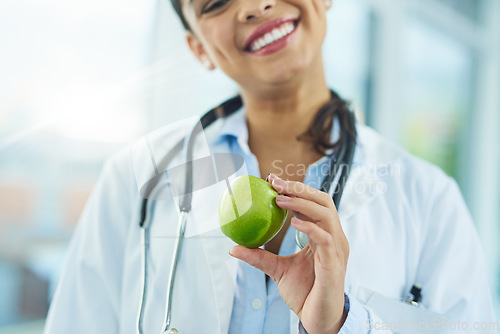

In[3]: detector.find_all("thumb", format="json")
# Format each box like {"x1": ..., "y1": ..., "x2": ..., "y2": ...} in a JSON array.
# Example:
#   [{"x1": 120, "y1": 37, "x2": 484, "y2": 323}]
[{"x1": 230, "y1": 245, "x2": 281, "y2": 280}]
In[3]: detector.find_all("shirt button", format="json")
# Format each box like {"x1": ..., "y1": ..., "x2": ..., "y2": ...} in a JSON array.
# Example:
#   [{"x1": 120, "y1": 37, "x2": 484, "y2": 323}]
[{"x1": 252, "y1": 298, "x2": 263, "y2": 310}]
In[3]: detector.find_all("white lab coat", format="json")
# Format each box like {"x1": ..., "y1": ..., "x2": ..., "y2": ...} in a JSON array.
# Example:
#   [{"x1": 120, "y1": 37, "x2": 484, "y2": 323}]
[{"x1": 44, "y1": 113, "x2": 496, "y2": 334}]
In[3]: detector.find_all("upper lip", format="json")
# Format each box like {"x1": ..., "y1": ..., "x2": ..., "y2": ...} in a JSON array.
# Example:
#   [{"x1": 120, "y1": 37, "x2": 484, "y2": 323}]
[{"x1": 244, "y1": 17, "x2": 298, "y2": 51}]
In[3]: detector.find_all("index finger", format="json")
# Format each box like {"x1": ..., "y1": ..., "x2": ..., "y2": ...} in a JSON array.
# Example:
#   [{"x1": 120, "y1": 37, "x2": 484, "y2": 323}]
[{"x1": 269, "y1": 174, "x2": 335, "y2": 209}]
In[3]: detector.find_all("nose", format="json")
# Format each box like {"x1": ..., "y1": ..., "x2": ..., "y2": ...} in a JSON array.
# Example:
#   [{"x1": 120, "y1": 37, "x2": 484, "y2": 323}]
[{"x1": 237, "y1": 0, "x2": 275, "y2": 22}]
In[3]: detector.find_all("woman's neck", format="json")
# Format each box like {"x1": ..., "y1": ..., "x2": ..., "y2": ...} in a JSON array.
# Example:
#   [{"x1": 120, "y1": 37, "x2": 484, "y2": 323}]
[
  {"x1": 243, "y1": 84, "x2": 331, "y2": 149},
  {"x1": 240, "y1": 56, "x2": 331, "y2": 178}
]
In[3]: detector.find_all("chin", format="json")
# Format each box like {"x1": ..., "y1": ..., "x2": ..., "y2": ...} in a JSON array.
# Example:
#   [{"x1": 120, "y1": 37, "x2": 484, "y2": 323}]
[
  {"x1": 258, "y1": 56, "x2": 311, "y2": 84},
  {"x1": 263, "y1": 70, "x2": 301, "y2": 85}
]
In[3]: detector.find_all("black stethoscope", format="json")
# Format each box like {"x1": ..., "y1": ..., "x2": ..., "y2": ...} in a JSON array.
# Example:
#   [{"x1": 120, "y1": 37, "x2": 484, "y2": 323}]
[{"x1": 136, "y1": 91, "x2": 357, "y2": 334}]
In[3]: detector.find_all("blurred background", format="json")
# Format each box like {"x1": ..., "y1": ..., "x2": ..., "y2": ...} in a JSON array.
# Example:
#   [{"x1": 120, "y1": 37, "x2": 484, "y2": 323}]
[{"x1": 0, "y1": 0, "x2": 499, "y2": 332}]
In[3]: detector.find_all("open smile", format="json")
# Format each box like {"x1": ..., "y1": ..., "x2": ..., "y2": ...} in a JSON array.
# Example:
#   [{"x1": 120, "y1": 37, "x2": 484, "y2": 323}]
[{"x1": 244, "y1": 18, "x2": 300, "y2": 56}]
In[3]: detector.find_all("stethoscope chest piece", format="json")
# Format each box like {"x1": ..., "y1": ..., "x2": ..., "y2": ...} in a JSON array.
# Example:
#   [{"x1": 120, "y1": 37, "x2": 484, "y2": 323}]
[{"x1": 296, "y1": 230, "x2": 309, "y2": 249}]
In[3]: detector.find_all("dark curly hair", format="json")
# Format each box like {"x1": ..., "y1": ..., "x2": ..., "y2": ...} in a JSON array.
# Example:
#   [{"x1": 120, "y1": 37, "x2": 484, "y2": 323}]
[{"x1": 169, "y1": 0, "x2": 357, "y2": 157}]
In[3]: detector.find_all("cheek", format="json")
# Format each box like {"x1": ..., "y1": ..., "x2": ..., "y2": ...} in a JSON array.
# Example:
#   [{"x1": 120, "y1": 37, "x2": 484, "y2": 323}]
[
  {"x1": 301, "y1": 0, "x2": 328, "y2": 32},
  {"x1": 199, "y1": 21, "x2": 237, "y2": 64}
]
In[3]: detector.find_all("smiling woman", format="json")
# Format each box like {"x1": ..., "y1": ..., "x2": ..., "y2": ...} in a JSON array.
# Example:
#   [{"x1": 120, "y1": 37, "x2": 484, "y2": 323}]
[
  {"x1": 182, "y1": 0, "x2": 329, "y2": 88},
  {"x1": 42, "y1": 0, "x2": 496, "y2": 333},
  {"x1": 174, "y1": 0, "x2": 355, "y2": 162}
]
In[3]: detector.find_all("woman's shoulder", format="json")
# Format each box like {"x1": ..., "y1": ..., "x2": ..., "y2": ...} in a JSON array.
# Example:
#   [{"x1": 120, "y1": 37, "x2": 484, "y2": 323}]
[
  {"x1": 355, "y1": 123, "x2": 476, "y2": 241},
  {"x1": 354, "y1": 123, "x2": 467, "y2": 222},
  {"x1": 102, "y1": 116, "x2": 214, "y2": 194},
  {"x1": 356, "y1": 123, "x2": 453, "y2": 188}
]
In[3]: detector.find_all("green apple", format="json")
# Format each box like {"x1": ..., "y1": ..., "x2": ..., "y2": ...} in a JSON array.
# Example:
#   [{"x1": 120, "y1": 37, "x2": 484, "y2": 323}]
[{"x1": 218, "y1": 175, "x2": 288, "y2": 248}]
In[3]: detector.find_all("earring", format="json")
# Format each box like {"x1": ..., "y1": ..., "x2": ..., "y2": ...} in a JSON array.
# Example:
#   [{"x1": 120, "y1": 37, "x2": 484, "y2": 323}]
[
  {"x1": 201, "y1": 57, "x2": 214, "y2": 70},
  {"x1": 324, "y1": 0, "x2": 332, "y2": 8}
]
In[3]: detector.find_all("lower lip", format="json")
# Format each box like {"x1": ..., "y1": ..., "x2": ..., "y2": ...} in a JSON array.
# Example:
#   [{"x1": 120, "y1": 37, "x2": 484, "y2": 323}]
[{"x1": 247, "y1": 21, "x2": 299, "y2": 56}]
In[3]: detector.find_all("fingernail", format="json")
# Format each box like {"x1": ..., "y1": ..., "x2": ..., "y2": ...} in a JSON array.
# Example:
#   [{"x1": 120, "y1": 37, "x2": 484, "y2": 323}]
[
  {"x1": 291, "y1": 217, "x2": 303, "y2": 225},
  {"x1": 276, "y1": 195, "x2": 291, "y2": 202},
  {"x1": 229, "y1": 247, "x2": 235, "y2": 257},
  {"x1": 272, "y1": 177, "x2": 286, "y2": 188},
  {"x1": 265, "y1": 173, "x2": 272, "y2": 183}
]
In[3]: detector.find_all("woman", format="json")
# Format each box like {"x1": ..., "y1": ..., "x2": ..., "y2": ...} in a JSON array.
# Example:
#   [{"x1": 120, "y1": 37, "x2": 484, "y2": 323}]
[{"x1": 44, "y1": 0, "x2": 495, "y2": 333}]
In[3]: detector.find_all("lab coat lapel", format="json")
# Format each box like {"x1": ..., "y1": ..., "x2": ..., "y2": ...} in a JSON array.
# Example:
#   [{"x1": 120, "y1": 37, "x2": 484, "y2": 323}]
[
  {"x1": 337, "y1": 163, "x2": 383, "y2": 222},
  {"x1": 337, "y1": 125, "x2": 389, "y2": 222},
  {"x1": 191, "y1": 186, "x2": 239, "y2": 334},
  {"x1": 185, "y1": 123, "x2": 239, "y2": 334},
  {"x1": 196, "y1": 224, "x2": 239, "y2": 334},
  {"x1": 170, "y1": 194, "x2": 238, "y2": 334}
]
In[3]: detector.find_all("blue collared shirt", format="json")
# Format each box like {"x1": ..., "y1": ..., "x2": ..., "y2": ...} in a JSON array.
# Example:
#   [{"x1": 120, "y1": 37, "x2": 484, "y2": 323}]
[{"x1": 214, "y1": 107, "x2": 364, "y2": 334}]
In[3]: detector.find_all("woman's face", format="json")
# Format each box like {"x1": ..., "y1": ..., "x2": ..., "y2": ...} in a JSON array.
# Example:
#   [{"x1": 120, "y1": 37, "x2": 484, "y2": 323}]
[{"x1": 182, "y1": 0, "x2": 330, "y2": 88}]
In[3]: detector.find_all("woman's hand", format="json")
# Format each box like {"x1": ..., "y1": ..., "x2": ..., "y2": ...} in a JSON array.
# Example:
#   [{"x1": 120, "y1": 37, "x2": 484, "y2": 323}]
[{"x1": 229, "y1": 174, "x2": 349, "y2": 334}]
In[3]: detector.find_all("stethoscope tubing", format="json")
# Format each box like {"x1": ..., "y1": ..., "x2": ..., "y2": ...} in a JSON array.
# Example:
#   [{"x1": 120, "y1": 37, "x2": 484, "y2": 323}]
[
  {"x1": 162, "y1": 211, "x2": 188, "y2": 333},
  {"x1": 159, "y1": 117, "x2": 204, "y2": 332},
  {"x1": 137, "y1": 184, "x2": 162, "y2": 334}
]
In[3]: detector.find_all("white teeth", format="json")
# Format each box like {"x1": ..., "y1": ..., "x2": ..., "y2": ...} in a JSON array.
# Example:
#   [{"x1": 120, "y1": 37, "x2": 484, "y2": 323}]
[
  {"x1": 272, "y1": 29, "x2": 283, "y2": 40},
  {"x1": 249, "y1": 21, "x2": 297, "y2": 52},
  {"x1": 264, "y1": 33, "x2": 274, "y2": 44}
]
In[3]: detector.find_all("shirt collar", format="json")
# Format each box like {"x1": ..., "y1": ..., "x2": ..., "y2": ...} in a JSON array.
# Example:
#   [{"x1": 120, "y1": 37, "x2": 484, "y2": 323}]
[
  {"x1": 215, "y1": 107, "x2": 246, "y2": 140},
  {"x1": 214, "y1": 106, "x2": 364, "y2": 166},
  {"x1": 214, "y1": 106, "x2": 251, "y2": 154}
]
